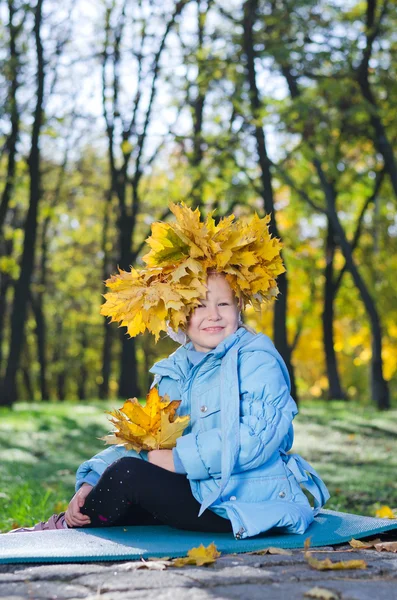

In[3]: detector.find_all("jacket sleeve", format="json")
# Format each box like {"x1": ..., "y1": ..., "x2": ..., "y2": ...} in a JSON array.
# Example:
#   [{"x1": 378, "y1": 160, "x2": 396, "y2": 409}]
[
  {"x1": 175, "y1": 350, "x2": 297, "y2": 480},
  {"x1": 75, "y1": 445, "x2": 148, "y2": 491}
]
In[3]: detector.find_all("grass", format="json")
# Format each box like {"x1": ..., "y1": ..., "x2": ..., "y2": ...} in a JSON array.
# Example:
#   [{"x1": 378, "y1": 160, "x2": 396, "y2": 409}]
[{"x1": 0, "y1": 400, "x2": 396, "y2": 532}]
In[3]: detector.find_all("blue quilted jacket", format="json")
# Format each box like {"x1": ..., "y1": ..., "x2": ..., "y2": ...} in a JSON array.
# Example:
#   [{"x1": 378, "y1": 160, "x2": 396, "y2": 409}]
[{"x1": 76, "y1": 327, "x2": 329, "y2": 539}]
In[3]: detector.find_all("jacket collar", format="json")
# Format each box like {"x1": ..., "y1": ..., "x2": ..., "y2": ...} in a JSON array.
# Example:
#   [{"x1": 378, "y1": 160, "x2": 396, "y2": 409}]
[{"x1": 149, "y1": 327, "x2": 252, "y2": 382}]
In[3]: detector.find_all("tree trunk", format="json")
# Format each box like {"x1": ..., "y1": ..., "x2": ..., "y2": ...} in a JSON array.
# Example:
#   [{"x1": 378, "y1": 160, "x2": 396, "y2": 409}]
[
  {"x1": 0, "y1": 0, "x2": 44, "y2": 406},
  {"x1": 0, "y1": 0, "x2": 22, "y2": 241},
  {"x1": 315, "y1": 161, "x2": 389, "y2": 409},
  {"x1": 119, "y1": 334, "x2": 139, "y2": 400},
  {"x1": 20, "y1": 340, "x2": 35, "y2": 401},
  {"x1": 100, "y1": 321, "x2": 113, "y2": 399},
  {"x1": 77, "y1": 332, "x2": 88, "y2": 401},
  {"x1": 242, "y1": 0, "x2": 298, "y2": 401},
  {"x1": 52, "y1": 318, "x2": 66, "y2": 400},
  {"x1": 0, "y1": 238, "x2": 14, "y2": 376},
  {"x1": 117, "y1": 211, "x2": 140, "y2": 399},
  {"x1": 189, "y1": 0, "x2": 209, "y2": 209},
  {"x1": 21, "y1": 366, "x2": 34, "y2": 401},
  {"x1": 279, "y1": 58, "x2": 388, "y2": 408},
  {"x1": 101, "y1": 0, "x2": 188, "y2": 400},
  {"x1": 322, "y1": 222, "x2": 346, "y2": 399},
  {"x1": 29, "y1": 292, "x2": 49, "y2": 401},
  {"x1": 99, "y1": 191, "x2": 113, "y2": 400},
  {"x1": 57, "y1": 372, "x2": 66, "y2": 401},
  {"x1": 357, "y1": 0, "x2": 397, "y2": 200}
]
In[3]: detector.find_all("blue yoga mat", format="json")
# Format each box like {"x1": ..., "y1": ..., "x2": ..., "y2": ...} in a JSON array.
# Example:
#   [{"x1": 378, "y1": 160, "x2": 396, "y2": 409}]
[{"x1": 1, "y1": 510, "x2": 396, "y2": 564}]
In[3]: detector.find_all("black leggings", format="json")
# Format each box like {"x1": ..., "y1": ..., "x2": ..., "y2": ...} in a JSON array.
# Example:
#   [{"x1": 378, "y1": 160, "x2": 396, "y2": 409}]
[{"x1": 80, "y1": 457, "x2": 232, "y2": 533}]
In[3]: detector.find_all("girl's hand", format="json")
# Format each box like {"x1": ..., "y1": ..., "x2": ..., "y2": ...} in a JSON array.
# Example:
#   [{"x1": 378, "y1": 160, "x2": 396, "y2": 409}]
[
  {"x1": 65, "y1": 483, "x2": 93, "y2": 528},
  {"x1": 148, "y1": 449, "x2": 175, "y2": 472}
]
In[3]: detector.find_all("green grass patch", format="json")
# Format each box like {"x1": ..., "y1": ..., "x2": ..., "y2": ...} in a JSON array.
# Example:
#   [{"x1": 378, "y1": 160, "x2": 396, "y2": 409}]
[
  {"x1": 0, "y1": 400, "x2": 396, "y2": 532},
  {"x1": 293, "y1": 401, "x2": 397, "y2": 518}
]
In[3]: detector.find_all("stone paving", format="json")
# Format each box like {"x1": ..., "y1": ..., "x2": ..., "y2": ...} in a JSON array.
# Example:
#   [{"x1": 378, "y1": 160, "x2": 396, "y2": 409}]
[{"x1": 1, "y1": 540, "x2": 396, "y2": 600}]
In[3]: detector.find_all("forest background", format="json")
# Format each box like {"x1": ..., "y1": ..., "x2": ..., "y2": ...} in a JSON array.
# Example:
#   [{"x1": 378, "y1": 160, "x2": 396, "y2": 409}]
[{"x1": 0, "y1": 0, "x2": 396, "y2": 410}]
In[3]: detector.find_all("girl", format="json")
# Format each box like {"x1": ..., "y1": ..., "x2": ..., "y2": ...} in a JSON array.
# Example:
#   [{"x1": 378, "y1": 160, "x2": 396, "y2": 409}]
[{"x1": 11, "y1": 204, "x2": 329, "y2": 539}]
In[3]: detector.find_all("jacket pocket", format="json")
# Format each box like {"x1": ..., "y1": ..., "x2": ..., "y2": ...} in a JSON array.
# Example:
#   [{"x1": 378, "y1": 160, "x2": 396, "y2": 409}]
[{"x1": 195, "y1": 384, "x2": 220, "y2": 418}]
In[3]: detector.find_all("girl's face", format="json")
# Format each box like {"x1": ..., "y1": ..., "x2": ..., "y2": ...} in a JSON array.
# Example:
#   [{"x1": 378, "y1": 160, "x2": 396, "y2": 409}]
[{"x1": 187, "y1": 274, "x2": 240, "y2": 352}]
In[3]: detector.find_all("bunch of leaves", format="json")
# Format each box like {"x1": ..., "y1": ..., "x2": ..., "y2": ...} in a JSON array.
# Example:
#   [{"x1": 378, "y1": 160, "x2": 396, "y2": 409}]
[
  {"x1": 101, "y1": 387, "x2": 190, "y2": 452},
  {"x1": 101, "y1": 202, "x2": 285, "y2": 340},
  {"x1": 304, "y1": 538, "x2": 367, "y2": 571}
]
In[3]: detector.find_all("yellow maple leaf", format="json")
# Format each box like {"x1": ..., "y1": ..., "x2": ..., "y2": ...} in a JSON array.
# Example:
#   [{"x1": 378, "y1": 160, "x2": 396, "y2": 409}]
[
  {"x1": 375, "y1": 506, "x2": 397, "y2": 519},
  {"x1": 304, "y1": 538, "x2": 367, "y2": 571},
  {"x1": 172, "y1": 543, "x2": 221, "y2": 567},
  {"x1": 349, "y1": 538, "x2": 382, "y2": 549},
  {"x1": 101, "y1": 387, "x2": 190, "y2": 452}
]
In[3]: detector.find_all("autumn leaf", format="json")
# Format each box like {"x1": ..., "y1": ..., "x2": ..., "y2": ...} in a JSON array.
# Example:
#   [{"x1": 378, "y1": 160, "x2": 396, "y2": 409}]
[
  {"x1": 375, "y1": 505, "x2": 397, "y2": 519},
  {"x1": 172, "y1": 543, "x2": 221, "y2": 567},
  {"x1": 349, "y1": 538, "x2": 382, "y2": 549},
  {"x1": 248, "y1": 547, "x2": 292, "y2": 555},
  {"x1": 120, "y1": 140, "x2": 133, "y2": 155},
  {"x1": 118, "y1": 559, "x2": 172, "y2": 571},
  {"x1": 349, "y1": 538, "x2": 397, "y2": 553},
  {"x1": 304, "y1": 538, "x2": 367, "y2": 571},
  {"x1": 101, "y1": 387, "x2": 190, "y2": 452},
  {"x1": 304, "y1": 587, "x2": 341, "y2": 600},
  {"x1": 53, "y1": 501, "x2": 68, "y2": 513},
  {"x1": 374, "y1": 542, "x2": 397, "y2": 553}
]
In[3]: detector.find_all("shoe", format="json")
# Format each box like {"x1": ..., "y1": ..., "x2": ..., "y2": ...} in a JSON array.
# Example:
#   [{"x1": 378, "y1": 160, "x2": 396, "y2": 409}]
[{"x1": 7, "y1": 513, "x2": 67, "y2": 533}]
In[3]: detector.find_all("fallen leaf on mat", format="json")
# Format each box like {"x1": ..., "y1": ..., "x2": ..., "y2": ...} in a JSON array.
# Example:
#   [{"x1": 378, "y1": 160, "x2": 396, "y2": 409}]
[
  {"x1": 304, "y1": 586, "x2": 341, "y2": 600},
  {"x1": 172, "y1": 543, "x2": 221, "y2": 567},
  {"x1": 348, "y1": 538, "x2": 382, "y2": 549},
  {"x1": 304, "y1": 538, "x2": 367, "y2": 571},
  {"x1": 248, "y1": 547, "x2": 292, "y2": 555},
  {"x1": 374, "y1": 541, "x2": 397, "y2": 553},
  {"x1": 375, "y1": 505, "x2": 396, "y2": 519}
]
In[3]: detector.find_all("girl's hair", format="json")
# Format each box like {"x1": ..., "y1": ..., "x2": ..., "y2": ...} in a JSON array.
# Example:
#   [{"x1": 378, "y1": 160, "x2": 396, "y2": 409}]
[{"x1": 239, "y1": 322, "x2": 257, "y2": 335}]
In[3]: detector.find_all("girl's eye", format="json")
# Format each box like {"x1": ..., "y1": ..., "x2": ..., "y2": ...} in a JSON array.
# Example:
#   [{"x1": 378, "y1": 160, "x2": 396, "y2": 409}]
[{"x1": 218, "y1": 302, "x2": 229, "y2": 306}]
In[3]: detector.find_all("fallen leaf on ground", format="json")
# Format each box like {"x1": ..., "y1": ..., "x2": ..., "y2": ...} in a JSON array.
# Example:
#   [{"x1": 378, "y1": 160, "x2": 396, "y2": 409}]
[
  {"x1": 101, "y1": 387, "x2": 190, "y2": 451},
  {"x1": 304, "y1": 586, "x2": 341, "y2": 600},
  {"x1": 248, "y1": 547, "x2": 292, "y2": 555},
  {"x1": 304, "y1": 538, "x2": 367, "y2": 571},
  {"x1": 119, "y1": 560, "x2": 172, "y2": 571},
  {"x1": 172, "y1": 543, "x2": 221, "y2": 567},
  {"x1": 53, "y1": 501, "x2": 68, "y2": 513},
  {"x1": 375, "y1": 505, "x2": 396, "y2": 519},
  {"x1": 349, "y1": 538, "x2": 382, "y2": 549},
  {"x1": 374, "y1": 541, "x2": 397, "y2": 553}
]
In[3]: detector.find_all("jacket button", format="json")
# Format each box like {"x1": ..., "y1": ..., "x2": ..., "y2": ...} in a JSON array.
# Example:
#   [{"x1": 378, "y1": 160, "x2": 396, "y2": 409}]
[
  {"x1": 279, "y1": 491, "x2": 286, "y2": 498},
  {"x1": 230, "y1": 496, "x2": 237, "y2": 501},
  {"x1": 200, "y1": 405, "x2": 208, "y2": 413}
]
